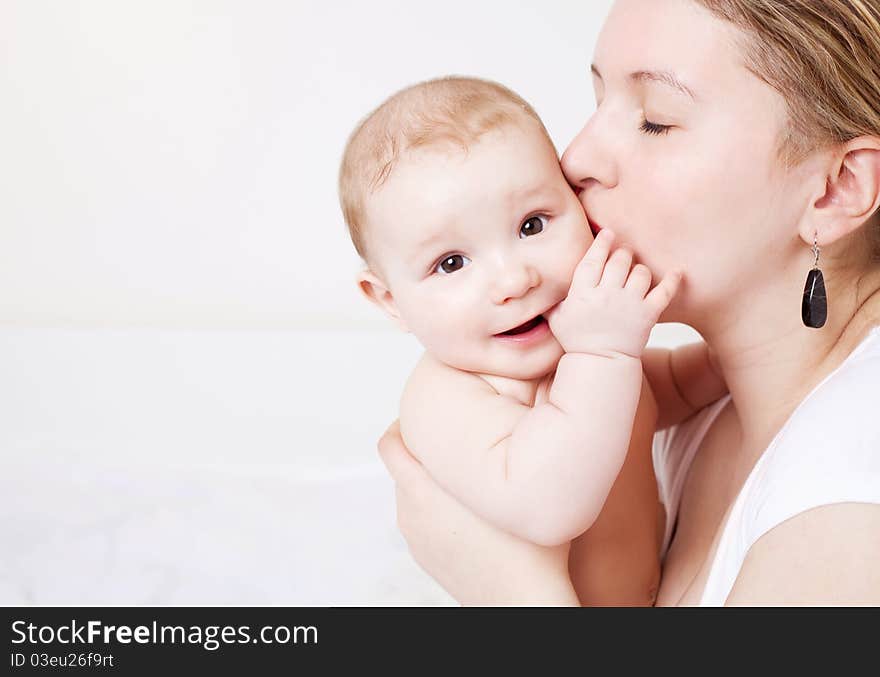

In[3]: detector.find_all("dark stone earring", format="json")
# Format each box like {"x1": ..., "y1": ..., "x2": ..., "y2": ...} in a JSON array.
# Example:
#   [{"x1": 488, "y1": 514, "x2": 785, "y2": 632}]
[{"x1": 802, "y1": 232, "x2": 827, "y2": 328}]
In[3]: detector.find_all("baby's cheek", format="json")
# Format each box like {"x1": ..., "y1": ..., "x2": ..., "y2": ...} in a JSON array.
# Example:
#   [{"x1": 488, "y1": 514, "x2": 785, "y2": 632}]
[
  {"x1": 417, "y1": 313, "x2": 470, "y2": 352},
  {"x1": 560, "y1": 240, "x2": 589, "y2": 287}
]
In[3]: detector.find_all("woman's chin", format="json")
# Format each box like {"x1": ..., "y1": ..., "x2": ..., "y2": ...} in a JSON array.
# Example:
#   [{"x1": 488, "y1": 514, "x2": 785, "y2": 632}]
[{"x1": 657, "y1": 292, "x2": 694, "y2": 326}]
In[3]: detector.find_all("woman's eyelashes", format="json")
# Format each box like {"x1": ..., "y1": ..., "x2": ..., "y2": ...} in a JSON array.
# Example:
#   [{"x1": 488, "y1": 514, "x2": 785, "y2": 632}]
[{"x1": 640, "y1": 117, "x2": 673, "y2": 136}]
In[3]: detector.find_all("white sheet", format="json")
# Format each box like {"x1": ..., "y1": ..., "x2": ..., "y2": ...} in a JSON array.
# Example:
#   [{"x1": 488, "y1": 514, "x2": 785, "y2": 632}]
[{"x1": 0, "y1": 328, "x2": 453, "y2": 605}]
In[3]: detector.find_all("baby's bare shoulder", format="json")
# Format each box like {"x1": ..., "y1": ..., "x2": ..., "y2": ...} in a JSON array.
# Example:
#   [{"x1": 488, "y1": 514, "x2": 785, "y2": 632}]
[
  {"x1": 401, "y1": 352, "x2": 494, "y2": 406},
  {"x1": 399, "y1": 354, "x2": 533, "y2": 468},
  {"x1": 399, "y1": 354, "x2": 505, "y2": 462}
]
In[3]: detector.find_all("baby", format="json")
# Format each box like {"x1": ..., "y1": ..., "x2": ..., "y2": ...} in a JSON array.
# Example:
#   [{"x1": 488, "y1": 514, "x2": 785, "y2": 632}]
[{"x1": 339, "y1": 77, "x2": 726, "y2": 604}]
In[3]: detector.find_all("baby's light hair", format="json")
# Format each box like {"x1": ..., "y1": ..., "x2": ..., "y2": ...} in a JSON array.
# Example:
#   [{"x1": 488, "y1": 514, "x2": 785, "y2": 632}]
[{"x1": 338, "y1": 76, "x2": 552, "y2": 266}]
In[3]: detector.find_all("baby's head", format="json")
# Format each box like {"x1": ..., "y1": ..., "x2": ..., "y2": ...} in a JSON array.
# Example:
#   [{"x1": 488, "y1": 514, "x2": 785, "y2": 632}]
[{"x1": 339, "y1": 76, "x2": 593, "y2": 381}]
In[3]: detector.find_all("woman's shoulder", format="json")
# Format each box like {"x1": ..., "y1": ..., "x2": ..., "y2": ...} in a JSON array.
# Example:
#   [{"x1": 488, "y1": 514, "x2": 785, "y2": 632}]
[
  {"x1": 745, "y1": 328, "x2": 880, "y2": 542},
  {"x1": 774, "y1": 326, "x2": 880, "y2": 446}
]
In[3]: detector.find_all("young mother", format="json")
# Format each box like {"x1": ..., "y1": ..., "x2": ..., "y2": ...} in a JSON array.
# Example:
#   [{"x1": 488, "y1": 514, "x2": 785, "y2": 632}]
[{"x1": 377, "y1": 0, "x2": 880, "y2": 605}]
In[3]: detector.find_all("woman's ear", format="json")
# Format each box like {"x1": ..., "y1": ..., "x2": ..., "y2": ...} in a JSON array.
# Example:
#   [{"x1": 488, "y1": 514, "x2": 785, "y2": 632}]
[
  {"x1": 355, "y1": 268, "x2": 409, "y2": 332},
  {"x1": 802, "y1": 136, "x2": 880, "y2": 247}
]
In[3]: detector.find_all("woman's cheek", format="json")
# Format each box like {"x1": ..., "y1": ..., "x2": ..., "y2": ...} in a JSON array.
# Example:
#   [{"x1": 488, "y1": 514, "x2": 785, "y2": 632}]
[{"x1": 624, "y1": 201, "x2": 692, "y2": 276}]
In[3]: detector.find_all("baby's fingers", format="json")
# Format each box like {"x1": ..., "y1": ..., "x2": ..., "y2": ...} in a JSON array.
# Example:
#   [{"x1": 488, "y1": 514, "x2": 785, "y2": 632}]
[
  {"x1": 543, "y1": 301, "x2": 562, "y2": 325},
  {"x1": 599, "y1": 247, "x2": 633, "y2": 288},
  {"x1": 570, "y1": 228, "x2": 615, "y2": 290},
  {"x1": 625, "y1": 263, "x2": 653, "y2": 297},
  {"x1": 645, "y1": 269, "x2": 683, "y2": 316}
]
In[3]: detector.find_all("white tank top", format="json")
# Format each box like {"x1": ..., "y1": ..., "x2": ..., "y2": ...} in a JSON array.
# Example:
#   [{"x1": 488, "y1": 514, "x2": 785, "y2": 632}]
[{"x1": 653, "y1": 325, "x2": 880, "y2": 605}]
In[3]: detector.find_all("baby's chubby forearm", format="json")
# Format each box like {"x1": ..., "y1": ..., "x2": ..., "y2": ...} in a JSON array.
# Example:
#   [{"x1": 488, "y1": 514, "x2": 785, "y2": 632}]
[
  {"x1": 398, "y1": 349, "x2": 644, "y2": 550},
  {"x1": 496, "y1": 350, "x2": 644, "y2": 546},
  {"x1": 479, "y1": 232, "x2": 680, "y2": 546},
  {"x1": 398, "y1": 231, "x2": 680, "y2": 551}
]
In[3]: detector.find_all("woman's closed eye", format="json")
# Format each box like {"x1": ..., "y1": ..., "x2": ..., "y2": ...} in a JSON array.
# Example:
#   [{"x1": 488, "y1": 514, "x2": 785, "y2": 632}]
[{"x1": 640, "y1": 117, "x2": 673, "y2": 136}]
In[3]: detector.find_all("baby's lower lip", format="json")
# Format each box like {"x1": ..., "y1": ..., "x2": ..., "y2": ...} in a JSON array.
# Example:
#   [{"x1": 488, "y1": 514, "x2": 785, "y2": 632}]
[{"x1": 493, "y1": 316, "x2": 551, "y2": 344}]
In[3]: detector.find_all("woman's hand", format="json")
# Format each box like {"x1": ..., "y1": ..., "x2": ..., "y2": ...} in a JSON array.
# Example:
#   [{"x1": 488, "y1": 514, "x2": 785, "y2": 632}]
[{"x1": 377, "y1": 419, "x2": 580, "y2": 606}]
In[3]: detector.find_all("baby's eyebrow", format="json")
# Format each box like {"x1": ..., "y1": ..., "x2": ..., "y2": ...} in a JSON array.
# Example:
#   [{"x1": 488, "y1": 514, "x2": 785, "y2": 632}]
[
  {"x1": 510, "y1": 183, "x2": 559, "y2": 203},
  {"x1": 412, "y1": 229, "x2": 446, "y2": 251},
  {"x1": 630, "y1": 69, "x2": 697, "y2": 101}
]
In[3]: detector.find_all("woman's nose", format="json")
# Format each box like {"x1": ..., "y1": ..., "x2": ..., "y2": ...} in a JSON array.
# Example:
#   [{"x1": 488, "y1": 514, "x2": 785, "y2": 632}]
[
  {"x1": 489, "y1": 258, "x2": 541, "y2": 306},
  {"x1": 560, "y1": 112, "x2": 618, "y2": 191}
]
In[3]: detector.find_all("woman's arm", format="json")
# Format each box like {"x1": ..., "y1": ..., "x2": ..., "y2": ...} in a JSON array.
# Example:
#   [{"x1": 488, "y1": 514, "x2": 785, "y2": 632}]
[
  {"x1": 642, "y1": 341, "x2": 727, "y2": 430},
  {"x1": 378, "y1": 419, "x2": 580, "y2": 606},
  {"x1": 383, "y1": 378, "x2": 666, "y2": 607},
  {"x1": 568, "y1": 375, "x2": 662, "y2": 606},
  {"x1": 725, "y1": 502, "x2": 880, "y2": 605}
]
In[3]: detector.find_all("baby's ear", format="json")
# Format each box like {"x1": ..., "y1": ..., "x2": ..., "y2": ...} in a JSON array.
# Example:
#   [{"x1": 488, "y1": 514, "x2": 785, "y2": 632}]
[{"x1": 355, "y1": 268, "x2": 409, "y2": 332}]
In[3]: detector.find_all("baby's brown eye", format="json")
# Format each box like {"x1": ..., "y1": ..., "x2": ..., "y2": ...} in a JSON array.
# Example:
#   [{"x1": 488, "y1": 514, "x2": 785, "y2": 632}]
[
  {"x1": 520, "y1": 215, "x2": 547, "y2": 238},
  {"x1": 435, "y1": 254, "x2": 470, "y2": 275}
]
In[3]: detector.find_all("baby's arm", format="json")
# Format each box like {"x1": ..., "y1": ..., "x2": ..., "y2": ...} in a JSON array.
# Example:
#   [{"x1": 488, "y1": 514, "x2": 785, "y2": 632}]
[
  {"x1": 565, "y1": 339, "x2": 726, "y2": 605},
  {"x1": 400, "y1": 338, "x2": 642, "y2": 548},
  {"x1": 642, "y1": 341, "x2": 727, "y2": 429},
  {"x1": 400, "y1": 230, "x2": 680, "y2": 547}
]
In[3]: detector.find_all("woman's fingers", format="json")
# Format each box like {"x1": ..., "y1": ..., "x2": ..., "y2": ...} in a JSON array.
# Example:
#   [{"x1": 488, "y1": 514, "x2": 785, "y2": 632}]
[
  {"x1": 377, "y1": 418, "x2": 401, "y2": 451},
  {"x1": 393, "y1": 484, "x2": 417, "y2": 536},
  {"x1": 377, "y1": 419, "x2": 426, "y2": 488},
  {"x1": 375, "y1": 422, "x2": 576, "y2": 605}
]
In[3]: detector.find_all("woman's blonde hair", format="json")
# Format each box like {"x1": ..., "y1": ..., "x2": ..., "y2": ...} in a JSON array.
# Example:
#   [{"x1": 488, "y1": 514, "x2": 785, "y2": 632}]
[
  {"x1": 694, "y1": 0, "x2": 880, "y2": 160},
  {"x1": 694, "y1": 0, "x2": 880, "y2": 253}
]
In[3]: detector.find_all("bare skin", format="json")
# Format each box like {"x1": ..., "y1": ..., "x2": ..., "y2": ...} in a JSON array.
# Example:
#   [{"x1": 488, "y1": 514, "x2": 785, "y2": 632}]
[{"x1": 377, "y1": 0, "x2": 880, "y2": 606}]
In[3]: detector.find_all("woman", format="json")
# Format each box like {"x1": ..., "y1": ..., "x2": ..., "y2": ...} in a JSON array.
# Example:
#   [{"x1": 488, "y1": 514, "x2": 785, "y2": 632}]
[{"x1": 377, "y1": 0, "x2": 880, "y2": 605}]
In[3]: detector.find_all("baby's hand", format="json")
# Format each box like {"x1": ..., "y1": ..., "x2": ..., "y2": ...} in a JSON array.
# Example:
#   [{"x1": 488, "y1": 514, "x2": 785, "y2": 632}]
[{"x1": 545, "y1": 229, "x2": 682, "y2": 358}]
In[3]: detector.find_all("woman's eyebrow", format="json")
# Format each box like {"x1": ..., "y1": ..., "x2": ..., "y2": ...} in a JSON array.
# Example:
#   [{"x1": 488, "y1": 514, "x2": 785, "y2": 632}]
[
  {"x1": 591, "y1": 64, "x2": 697, "y2": 101},
  {"x1": 631, "y1": 70, "x2": 697, "y2": 101}
]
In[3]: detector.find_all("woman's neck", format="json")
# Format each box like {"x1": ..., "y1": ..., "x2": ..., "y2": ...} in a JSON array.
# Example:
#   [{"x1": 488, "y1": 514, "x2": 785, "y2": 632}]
[{"x1": 697, "y1": 266, "x2": 880, "y2": 457}]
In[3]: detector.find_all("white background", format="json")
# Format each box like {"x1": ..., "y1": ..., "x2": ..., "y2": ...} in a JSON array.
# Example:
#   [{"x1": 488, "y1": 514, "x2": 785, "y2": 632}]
[
  {"x1": 1, "y1": 0, "x2": 617, "y2": 330},
  {"x1": 0, "y1": 0, "x2": 698, "y2": 604}
]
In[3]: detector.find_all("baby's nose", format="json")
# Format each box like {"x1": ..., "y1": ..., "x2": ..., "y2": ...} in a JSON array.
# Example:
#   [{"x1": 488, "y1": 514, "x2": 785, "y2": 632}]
[{"x1": 489, "y1": 262, "x2": 541, "y2": 305}]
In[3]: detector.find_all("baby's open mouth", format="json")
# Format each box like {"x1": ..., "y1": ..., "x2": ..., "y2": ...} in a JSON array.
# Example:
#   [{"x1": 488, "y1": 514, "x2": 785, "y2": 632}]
[{"x1": 497, "y1": 315, "x2": 546, "y2": 336}]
